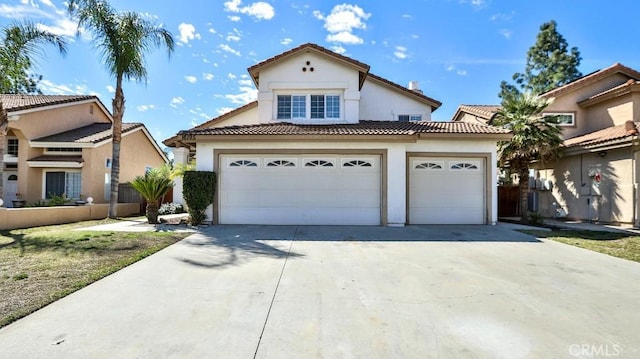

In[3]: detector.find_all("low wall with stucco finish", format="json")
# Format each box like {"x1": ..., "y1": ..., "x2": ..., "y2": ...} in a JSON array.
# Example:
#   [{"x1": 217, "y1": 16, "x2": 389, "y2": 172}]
[{"x1": 0, "y1": 203, "x2": 140, "y2": 230}]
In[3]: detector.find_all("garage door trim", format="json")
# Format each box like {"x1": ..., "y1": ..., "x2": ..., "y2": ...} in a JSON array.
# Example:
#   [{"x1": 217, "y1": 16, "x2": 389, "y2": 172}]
[
  {"x1": 406, "y1": 152, "x2": 492, "y2": 225},
  {"x1": 214, "y1": 148, "x2": 388, "y2": 225}
]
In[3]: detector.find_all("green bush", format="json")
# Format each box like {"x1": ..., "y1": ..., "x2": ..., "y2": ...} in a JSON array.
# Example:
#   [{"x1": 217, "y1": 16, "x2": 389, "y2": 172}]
[
  {"x1": 528, "y1": 211, "x2": 545, "y2": 226},
  {"x1": 183, "y1": 171, "x2": 216, "y2": 225}
]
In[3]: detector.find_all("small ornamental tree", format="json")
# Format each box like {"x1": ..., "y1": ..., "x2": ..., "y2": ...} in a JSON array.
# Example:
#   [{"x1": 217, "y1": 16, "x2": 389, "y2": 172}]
[
  {"x1": 183, "y1": 171, "x2": 216, "y2": 225},
  {"x1": 130, "y1": 168, "x2": 173, "y2": 224}
]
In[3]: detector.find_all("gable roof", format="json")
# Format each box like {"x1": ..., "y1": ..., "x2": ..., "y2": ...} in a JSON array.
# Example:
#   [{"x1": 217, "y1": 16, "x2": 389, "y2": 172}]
[
  {"x1": 564, "y1": 121, "x2": 639, "y2": 149},
  {"x1": 248, "y1": 43, "x2": 371, "y2": 89},
  {"x1": 32, "y1": 122, "x2": 142, "y2": 144},
  {"x1": 0, "y1": 94, "x2": 110, "y2": 118},
  {"x1": 366, "y1": 73, "x2": 442, "y2": 110},
  {"x1": 177, "y1": 120, "x2": 511, "y2": 140},
  {"x1": 451, "y1": 105, "x2": 501, "y2": 123},
  {"x1": 540, "y1": 63, "x2": 640, "y2": 98},
  {"x1": 577, "y1": 79, "x2": 640, "y2": 108}
]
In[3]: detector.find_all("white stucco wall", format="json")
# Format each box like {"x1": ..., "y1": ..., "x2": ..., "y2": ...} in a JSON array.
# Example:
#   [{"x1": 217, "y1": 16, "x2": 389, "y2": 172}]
[
  {"x1": 359, "y1": 80, "x2": 433, "y2": 121},
  {"x1": 195, "y1": 139, "x2": 499, "y2": 226}
]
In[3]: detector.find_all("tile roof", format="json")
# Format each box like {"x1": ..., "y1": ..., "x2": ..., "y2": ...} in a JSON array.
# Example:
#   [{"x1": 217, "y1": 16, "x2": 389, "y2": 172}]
[
  {"x1": 27, "y1": 155, "x2": 84, "y2": 163},
  {"x1": 452, "y1": 105, "x2": 501, "y2": 122},
  {"x1": 178, "y1": 120, "x2": 511, "y2": 138},
  {"x1": 0, "y1": 94, "x2": 98, "y2": 112},
  {"x1": 194, "y1": 101, "x2": 258, "y2": 129},
  {"x1": 540, "y1": 63, "x2": 640, "y2": 98},
  {"x1": 577, "y1": 79, "x2": 640, "y2": 107},
  {"x1": 32, "y1": 123, "x2": 143, "y2": 144},
  {"x1": 366, "y1": 73, "x2": 442, "y2": 110},
  {"x1": 564, "y1": 121, "x2": 640, "y2": 148}
]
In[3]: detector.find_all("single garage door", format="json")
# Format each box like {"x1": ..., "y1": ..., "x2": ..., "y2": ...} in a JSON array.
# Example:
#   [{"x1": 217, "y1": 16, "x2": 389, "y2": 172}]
[
  {"x1": 219, "y1": 154, "x2": 381, "y2": 225},
  {"x1": 409, "y1": 157, "x2": 485, "y2": 224}
]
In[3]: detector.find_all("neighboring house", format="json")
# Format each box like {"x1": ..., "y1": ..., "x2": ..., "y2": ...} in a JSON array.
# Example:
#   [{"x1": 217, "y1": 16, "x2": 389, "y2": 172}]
[
  {"x1": 164, "y1": 43, "x2": 511, "y2": 226},
  {"x1": 1, "y1": 94, "x2": 168, "y2": 207},
  {"x1": 453, "y1": 63, "x2": 640, "y2": 225}
]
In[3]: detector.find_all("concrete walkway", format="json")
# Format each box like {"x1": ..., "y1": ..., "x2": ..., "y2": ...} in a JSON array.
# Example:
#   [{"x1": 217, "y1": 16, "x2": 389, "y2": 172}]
[{"x1": 1, "y1": 224, "x2": 639, "y2": 358}]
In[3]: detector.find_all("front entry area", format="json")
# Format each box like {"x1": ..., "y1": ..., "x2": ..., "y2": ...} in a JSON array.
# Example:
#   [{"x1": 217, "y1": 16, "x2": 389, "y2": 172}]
[
  {"x1": 408, "y1": 156, "x2": 486, "y2": 224},
  {"x1": 218, "y1": 154, "x2": 382, "y2": 225}
]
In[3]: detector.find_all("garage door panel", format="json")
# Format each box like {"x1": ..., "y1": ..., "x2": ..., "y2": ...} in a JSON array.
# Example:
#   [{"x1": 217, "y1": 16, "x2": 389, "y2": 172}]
[
  {"x1": 220, "y1": 154, "x2": 381, "y2": 225},
  {"x1": 409, "y1": 156, "x2": 485, "y2": 225}
]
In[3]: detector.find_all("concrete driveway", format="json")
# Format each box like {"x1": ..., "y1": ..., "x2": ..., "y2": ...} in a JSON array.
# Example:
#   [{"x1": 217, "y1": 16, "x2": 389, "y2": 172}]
[{"x1": 1, "y1": 224, "x2": 639, "y2": 358}]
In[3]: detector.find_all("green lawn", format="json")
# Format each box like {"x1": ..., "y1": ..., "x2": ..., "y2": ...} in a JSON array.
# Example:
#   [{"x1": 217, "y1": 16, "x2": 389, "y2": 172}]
[
  {"x1": 0, "y1": 220, "x2": 190, "y2": 328},
  {"x1": 523, "y1": 230, "x2": 640, "y2": 263}
]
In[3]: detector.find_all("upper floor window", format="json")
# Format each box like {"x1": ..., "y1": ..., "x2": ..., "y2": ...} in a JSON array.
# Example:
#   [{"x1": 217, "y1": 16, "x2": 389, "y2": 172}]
[
  {"x1": 7, "y1": 138, "x2": 18, "y2": 156},
  {"x1": 543, "y1": 112, "x2": 575, "y2": 126},
  {"x1": 46, "y1": 147, "x2": 82, "y2": 154},
  {"x1": 398, "y1": 114, "x2": 422, "y2": 122},
  {"x1": 277, "y1": 94, "x2": 340, "y2": 120}
]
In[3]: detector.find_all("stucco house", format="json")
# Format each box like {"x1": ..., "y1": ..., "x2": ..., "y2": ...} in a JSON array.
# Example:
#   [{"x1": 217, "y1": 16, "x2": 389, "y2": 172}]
[
  {"x1": 164, "y1": 43, "x2": 511, "y2": 226},
  {"x1": 453, "y1": 63, "x2": 640, "y2": 225},
  {"x1": 1, "y1": 94, "x2": 167, "y2": 207}
]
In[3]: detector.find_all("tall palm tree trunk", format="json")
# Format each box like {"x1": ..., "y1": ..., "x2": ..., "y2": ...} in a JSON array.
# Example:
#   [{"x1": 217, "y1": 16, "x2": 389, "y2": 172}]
[
  {"x1": 518, "y1": 167, "x2": 530, "y2": 223},
  {"x1": 0, "y1": 101, "x2": 7, "y2": 204},
  {"x1": 108, "y1": 78, "x2": 124, "y2": 218}
]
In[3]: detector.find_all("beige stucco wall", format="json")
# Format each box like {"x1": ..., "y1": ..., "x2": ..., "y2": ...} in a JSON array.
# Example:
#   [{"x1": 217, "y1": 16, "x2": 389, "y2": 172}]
[
  {"x1": 534, "y1": 147, "x2": 635, "y2": 224},
  {"x1": 583, "y1": 94, "x2": 634, "y2": 133},
  {"x1": 209, "y1": 106, "x2": 259, "y2": 128},
  {"x1": 0, "y1": 203, "x2": 140, "y2": 230},
  {"x1": 9, "y1": 102, "x2": 111, "y2": 140},
  {"x1": 119, "y1": 129, "x2": 167, "y2": 183}
]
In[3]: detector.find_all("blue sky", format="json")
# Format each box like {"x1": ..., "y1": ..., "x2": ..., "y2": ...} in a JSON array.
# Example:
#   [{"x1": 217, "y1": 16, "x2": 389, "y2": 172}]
[{"x1": 1, "y1": 0, "x2": 639, "y2": 145}]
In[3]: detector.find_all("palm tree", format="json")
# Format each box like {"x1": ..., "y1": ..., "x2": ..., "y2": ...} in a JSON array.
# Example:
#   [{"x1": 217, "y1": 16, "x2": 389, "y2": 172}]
[
  {"x1": 67, "y1": 0, "x2": 174, "y2": 218},
  {"x1": 129, "y1": 168, "x2": 173, "y2": 224},
  {"x1": 493, "y1": 92, "x2": 563, "y2": 223},
  {"x1": 0, "y1": 21, "x2": 67, "y2": 204}
]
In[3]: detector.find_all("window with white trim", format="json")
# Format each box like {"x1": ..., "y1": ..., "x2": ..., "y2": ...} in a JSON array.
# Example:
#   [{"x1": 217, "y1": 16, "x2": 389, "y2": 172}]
[
  {"x1": 266, "y1": 160, "x2": 296, "y2": 167},
  {"x1": 415, "y1": 162, "x2": 443, "y2": 170},
  {"x1": 450, "y1": 162, "x2": 479, "y2": 170},
  {"x1": 543, "y1": 112, "x2": 575, "y2": 126},
  {"x1": 229, "y1": 160, "x2": 258, "y2": 167},
  {"x1": 398, "y1": 114, "x2": 422, "y2": 122},
  {"x1": 343, "y1": 160, "x2": 372, "y2": 167},
  {"x1": 45, "y1": 171, "x2": 81, "y2": 199},
  {"x1": 277, "y1": 94, "x2": 341, "y2": 120},
  {"x1": 45, "y1": 147, "x2": 82, "y2": 155},
  {"x1": 305, "y1": 159, "x2": 334, "y2": 167},
  {"x1": 7, "y1": 138, "x2": 18, "y2": 156}
]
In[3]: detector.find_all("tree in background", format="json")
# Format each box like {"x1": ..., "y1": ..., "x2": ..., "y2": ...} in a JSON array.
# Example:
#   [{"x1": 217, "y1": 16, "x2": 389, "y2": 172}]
[
  {"x1": 67, "y1": 0, "x2": 174, "y2": 218},
  {"x1": 499, "y1": 20, "x2": 582, "y2": 102},
  {"x1": 493, "y1": 92, "x2": 563, "y2": 223},
  {"x1": 0, "y1": 21, "x2": 67, "y2": 204}
]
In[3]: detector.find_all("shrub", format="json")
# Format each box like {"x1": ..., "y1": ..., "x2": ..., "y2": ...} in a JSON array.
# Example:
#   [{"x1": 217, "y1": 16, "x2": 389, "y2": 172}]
[
  {"x1": 528, "y1": 211, "x2": 545, "y2": 226},
  {"x1": 48, "y1": 193, "x2": 70, "y2": 206},
  {"x1": 158, "y1": 202, "x2": 185, "y2": 215},
  {"x1": 183, "y1": 171, "x2": 216, "y2": 225}
]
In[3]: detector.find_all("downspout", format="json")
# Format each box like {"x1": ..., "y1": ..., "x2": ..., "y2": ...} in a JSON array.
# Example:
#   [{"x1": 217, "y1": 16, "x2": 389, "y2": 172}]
[{"x1": 627, "y1": 120, "x2": 639, "y2": 227}]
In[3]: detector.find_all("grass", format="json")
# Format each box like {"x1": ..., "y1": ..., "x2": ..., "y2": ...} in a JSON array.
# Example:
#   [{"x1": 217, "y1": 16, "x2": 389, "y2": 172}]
[
  {"x1": 0, "y1": 219, "x2": 190, "y2": 328},
  {"x1": 523, "y1": 229, "x2": 640, "y2": 263}
]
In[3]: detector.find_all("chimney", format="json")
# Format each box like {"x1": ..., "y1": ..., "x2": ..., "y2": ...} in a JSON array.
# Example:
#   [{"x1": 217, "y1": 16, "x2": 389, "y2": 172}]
[
  {"x1": 408, "y1": 80, "x2": 423, "y2": 94},
  {"x1": 625, "y1": 120, "x2": 638, "y2": 135}
]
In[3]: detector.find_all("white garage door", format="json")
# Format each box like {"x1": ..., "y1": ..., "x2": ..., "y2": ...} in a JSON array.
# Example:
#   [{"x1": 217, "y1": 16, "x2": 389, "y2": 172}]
[
  {"x1": 409, "y1": 157, "x2": 485, "y2": 224},
  {"x1": 219, "y1": 155, "x2": 381, "y2": 225}
]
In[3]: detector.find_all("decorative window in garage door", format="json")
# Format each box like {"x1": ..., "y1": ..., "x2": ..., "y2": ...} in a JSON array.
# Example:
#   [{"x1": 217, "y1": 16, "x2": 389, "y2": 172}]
[
  {"x1": 266, "y1": 159, "x2": 296, "y2": 167},
  {"x1": 414, "y1": 161, "x2": 444, "y2": 170},
  {"x1": 304, "y1": 159, "x2": 334, "y2": 167},
  {"x1": 229, "y1": 160, "x2": 258, "y2": 167},
  {"x1": 450, "y1": 161, "x2": 480, "y2": 170},
  {"x1": 343, "y1": 159, "x2": 373, "y2": 167}
]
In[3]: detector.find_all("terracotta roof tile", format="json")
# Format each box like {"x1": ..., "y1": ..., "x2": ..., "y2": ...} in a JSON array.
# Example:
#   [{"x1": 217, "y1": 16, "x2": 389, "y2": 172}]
[
  {"x1": 0, "y1": 94, "x2": 98, "y2": 112},
  {"x1": 541, "y1": 63, "x2": 640, "y2": 98},
  {"x1": 366, "y1": 73, "x2": 442, "y2": 110},
  {"x1": 453, "y1": 105, "x2": 501, "y2": 121},
  {"x1": 32, "y1": 123, "x2": 143, "y2": 144},
  {"x1": 27, "y1": 155, "x2": 84, "y2": 163},
  {"x1": 564, "y1": 121, "x2": 640, "y2": 148},
  {"x1": 178, "y1": 120, "x2": 511, "y2": 137}
]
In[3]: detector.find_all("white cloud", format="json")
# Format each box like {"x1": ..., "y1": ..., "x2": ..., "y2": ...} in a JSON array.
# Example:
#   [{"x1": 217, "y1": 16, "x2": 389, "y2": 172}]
[
  {"x1": 223, "y1": 77, "x2": 257, "y2": 105},
  {"x1": 228, "y1": 15, "x2": 241, "y2": 22},
  {"x1": 238, "y1": 78, "x2": 253, "y2": 86},
  {"x1": 446, "y1": 64, "x2": 468, "y2": 76},
  {"x1": 224, "y1": 0, "x2": 275, "y2": 20},
  {"x1": 281, "y1": 37, "x2": 292, "y2": 45},
  {"x1": 490, "y1": 11, "x2": 515, "y2": 22},
  {"x1": 331, "y1": 45, "x2": 346, "y2": 54},
  {"x1": 137, "y1": 104, "x2": 155, "y2": 112},
  {"x1": 460, "y1": 0, "x2": 488, "y2": 9},
  {"x1": 170, "y1": 97, "x2": 185, "y2": 108},
  {"x1": 184, "y1": 76, "x2": 197, "y2": 84},
  {"x1": 39, "y1": 79, "x2": 99, "y2": 96},
  {"x1": 217, "y1": 107, "x2": 235, "y2": 115},
  {"x1": 219, "y1": 44, "x2": 241, "y2": 56},
  {"x1": 500, "y1": 29, "x2": 512, "y2": 39},
  {"x1": 228, "y1": 73, "x2": 237, "y2": 80},
  {"x1": 394, "y1": 46, "x2": 408, "y2": 60},
  {"x1": 313, "y1": 4, "x2": 370, "y2": 45},
  {"x1": 178, "y1": 23, "x2": 200, "y2": 44},
  {"x1": 209, "y1": 27, "x2": 217, "y2": 34},
  {"x1": 227, "y1": 35, "x2": 241, "y2": 42},
  {"x1": 447, "y1": 65, "x2": 456, "y2": 72},
  {"x1": 203, "y1": 73, "x2": 215, "y2": 81},
  {"x1": 106, "y1": 85, "x2": 115, "y2": 93}
]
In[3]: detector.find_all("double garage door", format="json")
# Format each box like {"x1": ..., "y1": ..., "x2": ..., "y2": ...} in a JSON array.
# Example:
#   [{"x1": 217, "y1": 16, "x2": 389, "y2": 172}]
[
  {"x1": 218, "y1": 154, "x2": 485, "y2": 225},
  {"x1": 219, "y1": 155, "x2": 381, "y2": 225}
]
